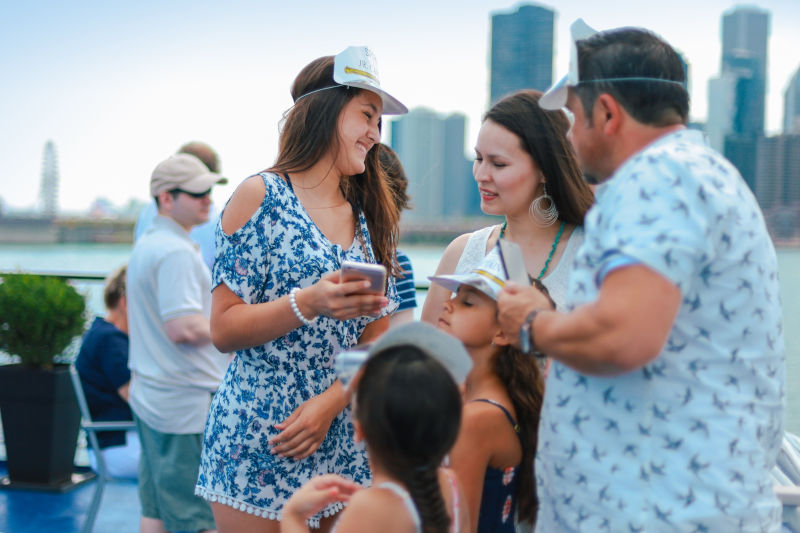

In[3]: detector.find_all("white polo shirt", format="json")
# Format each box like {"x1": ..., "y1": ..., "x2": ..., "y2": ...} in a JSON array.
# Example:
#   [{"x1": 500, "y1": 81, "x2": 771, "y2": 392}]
[{"x1": 127, "y1": 215, "x2": 226, "y2": 434}]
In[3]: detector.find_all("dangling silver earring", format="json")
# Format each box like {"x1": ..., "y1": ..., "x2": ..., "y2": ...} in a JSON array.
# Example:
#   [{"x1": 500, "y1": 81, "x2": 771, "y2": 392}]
[{"x1": 529, "y1": 183, "x2": 558, "y2": 227}]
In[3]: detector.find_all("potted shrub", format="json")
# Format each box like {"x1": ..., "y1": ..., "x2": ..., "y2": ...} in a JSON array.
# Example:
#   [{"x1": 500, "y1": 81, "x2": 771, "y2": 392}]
[{"x1": 0, "y1": 273, "x2": 87, "y2": 489}]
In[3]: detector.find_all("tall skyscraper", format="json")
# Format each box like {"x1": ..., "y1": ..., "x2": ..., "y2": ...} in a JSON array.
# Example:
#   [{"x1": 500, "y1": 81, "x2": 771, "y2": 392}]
[
  {"x1": 785, "y1": 67, "x2": 800, "y2": 134},
  {"x1": 707, "y1": 73, "x2": 738, "y2": 153},
  {"x1": 721, "y1": 6, "x2": 770, "y2": 137},
  {"x1": 489, "y1": 4, "x2": 554, "y2": 104},
  {"x1": 390, "y1": 109, "x2": 477, "y2": 222},
  {"x1": 706, "y1": 6, "x2": 771, "y2": 191},
  {"x1": 39, "y1": 140, "x2": 59, "y2": 218}
]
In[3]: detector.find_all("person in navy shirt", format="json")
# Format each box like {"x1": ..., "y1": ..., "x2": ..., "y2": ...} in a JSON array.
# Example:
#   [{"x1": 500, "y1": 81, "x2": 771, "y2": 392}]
[{"x1": 75, "y1": 265, "x2": 140, "y2": 479}]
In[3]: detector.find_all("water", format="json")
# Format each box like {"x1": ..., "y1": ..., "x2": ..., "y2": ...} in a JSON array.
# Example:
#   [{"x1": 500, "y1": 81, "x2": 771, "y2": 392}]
[{"x1": 0, "y1": 242, "x2": 798, "y2": 433}]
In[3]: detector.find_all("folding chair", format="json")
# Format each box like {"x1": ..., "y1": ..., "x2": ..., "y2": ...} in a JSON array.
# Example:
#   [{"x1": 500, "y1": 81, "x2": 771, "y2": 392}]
[{"x1": 69, "y1": 364, "x2": 137, "y2": 533}]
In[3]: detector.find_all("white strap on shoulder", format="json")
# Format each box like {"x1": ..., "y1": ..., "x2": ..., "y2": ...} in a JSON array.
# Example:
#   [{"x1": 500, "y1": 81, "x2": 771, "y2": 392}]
[{"x1": 375, "y1": 481, "x2": 422, "y2": 532}]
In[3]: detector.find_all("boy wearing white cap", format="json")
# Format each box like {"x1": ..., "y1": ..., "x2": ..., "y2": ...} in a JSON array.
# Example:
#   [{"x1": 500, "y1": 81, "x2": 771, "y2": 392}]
[{"x1": 127, "y1": 153, "x2": 228, "y2": 533}]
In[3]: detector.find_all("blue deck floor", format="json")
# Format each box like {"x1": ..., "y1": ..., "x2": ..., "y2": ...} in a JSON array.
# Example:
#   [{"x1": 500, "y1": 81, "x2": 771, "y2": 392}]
[{"x1": 0, "y1": 461, "x2": 140, "y2": 533}]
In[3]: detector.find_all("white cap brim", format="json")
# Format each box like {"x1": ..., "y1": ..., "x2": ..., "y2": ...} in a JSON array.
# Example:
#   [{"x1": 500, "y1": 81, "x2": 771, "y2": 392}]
[
  {"x1": 540, "y1": 74, "x2": 570, "y2": 110},
  {"x1": 150, "y1": 154, "x2": 228, "y2": 196},
  {"x1": 429, "y1": 248, "x2": 506, "y2": 301},
  {"x1": 539, "y1": 18, "x2": 598, "y2": 111},
  {"x1": 370, "y1": 322, "x2": 472, "y2": 383},
  {"x1": 345, "y1": 80, "x2": 408, "y2": 115},
  {"x1": 333, "y1": 46, "x2": 408, "y2": 115},
  {"x1": 428, "y1": 272, "x2": 501, "y2": 302}
]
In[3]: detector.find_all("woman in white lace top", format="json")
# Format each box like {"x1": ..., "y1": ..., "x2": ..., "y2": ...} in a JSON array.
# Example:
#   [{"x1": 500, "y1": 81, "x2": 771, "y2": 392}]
[{"x1": 421, "y1": 90, "x2": 593, "y2": 320}]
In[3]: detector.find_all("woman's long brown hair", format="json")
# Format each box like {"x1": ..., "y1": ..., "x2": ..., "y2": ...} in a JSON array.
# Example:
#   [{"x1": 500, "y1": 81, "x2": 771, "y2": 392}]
[
  {"x1": 484, "y1": 89, "x2": 593, "y2": 225},
  {"x1": 268, "y1": 56, "x2": 400, "y2": 276}
]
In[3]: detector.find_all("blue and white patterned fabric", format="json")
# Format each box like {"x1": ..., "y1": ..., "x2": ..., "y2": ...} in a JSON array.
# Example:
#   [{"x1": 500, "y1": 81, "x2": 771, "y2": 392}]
[
  {"x1": 195, "y1": 172, "x2": 398, "y2": 525},
  {"x1": 535, "y1": 130, "x2": 785, "y2": 532}
]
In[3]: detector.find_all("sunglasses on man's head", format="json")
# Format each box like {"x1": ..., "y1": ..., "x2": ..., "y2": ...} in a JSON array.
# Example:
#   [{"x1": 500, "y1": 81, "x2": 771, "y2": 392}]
[{"x1": 170, "y1": 188, "x2": 211, "y2": 199}]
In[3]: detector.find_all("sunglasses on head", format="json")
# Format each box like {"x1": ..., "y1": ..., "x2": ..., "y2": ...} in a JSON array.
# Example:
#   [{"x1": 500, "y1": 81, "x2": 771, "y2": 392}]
[{"x1": 170, "y1": 188, "x2": 211, "y2": 199}]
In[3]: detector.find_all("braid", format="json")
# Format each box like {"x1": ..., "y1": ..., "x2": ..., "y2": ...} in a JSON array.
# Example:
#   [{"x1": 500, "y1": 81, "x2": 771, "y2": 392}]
[
  {"x1": 356, "y1": 346, "x2": 463, "y2": 532},
  {"x1": 392, "y1": 466, "x2": 450, "y2": 533},
  {"x1": 493, "y1": 345, "x2": 544, "y2": 523}
]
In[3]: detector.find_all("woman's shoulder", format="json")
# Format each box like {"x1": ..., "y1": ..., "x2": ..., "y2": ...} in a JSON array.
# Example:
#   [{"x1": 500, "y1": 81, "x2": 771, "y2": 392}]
[
  {"x1": 428, "y1": 232, "x2": 472, "y2": 279},
  {"x1": 219, "y1": 172, "x2": 290, "y2": 235},
  {"x1": 443, "y1": 232, "x2": 472, "y2": 258},
  {"x1": 453, "y1": 224, "x2": 499, "y2": 274},
  {"x1": 448, "y1": 224, "x2": 498, "y2": 253},
  {"x1": 462, "y1": 397, "x2": 516, "y2": 430}
]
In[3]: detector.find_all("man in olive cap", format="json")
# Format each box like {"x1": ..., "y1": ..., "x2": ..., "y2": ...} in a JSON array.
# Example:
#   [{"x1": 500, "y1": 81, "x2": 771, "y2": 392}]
[{"x1": 134, "y1": 141, "x2": 222, "y2": 268}]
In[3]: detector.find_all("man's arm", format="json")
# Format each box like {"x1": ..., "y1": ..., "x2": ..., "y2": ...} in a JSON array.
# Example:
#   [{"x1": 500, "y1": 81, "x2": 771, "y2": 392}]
[
  {"x1": 498, "y1": 264, "x2": 681, "y2": 376},
  {"x1": 117, "y1": 382, "x2": 130, "y2": 402},
  {"x1": 164, "y1": 314, "x2": 212, "y2": 346}
]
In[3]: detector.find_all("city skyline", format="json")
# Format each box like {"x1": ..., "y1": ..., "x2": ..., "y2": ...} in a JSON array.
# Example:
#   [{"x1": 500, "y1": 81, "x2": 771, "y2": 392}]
[
  {"x1": 1, "y1": 0, "x2": 798, "y2": 213},
  {"x1": 708, "y1": 6, "x2": 771, "y2": 191},
  {"x1": 390, "y1": 108, "x2": 478, "y2": 222}
]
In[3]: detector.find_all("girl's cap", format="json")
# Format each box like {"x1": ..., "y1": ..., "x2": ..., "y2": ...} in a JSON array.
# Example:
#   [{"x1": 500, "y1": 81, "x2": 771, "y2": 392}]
[
  {"x1": 429, "y1": 248, "x2": 507, "y2": 302},
  {"x1": 333, "y1": 46, "x2": 407, "y2": 115},
  {"x1": 334, "y1": 322, "x2": 472, "y2": 386}
]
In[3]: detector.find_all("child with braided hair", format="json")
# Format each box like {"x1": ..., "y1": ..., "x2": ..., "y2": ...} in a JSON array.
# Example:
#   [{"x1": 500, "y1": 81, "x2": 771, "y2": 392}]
[
  {"x1": 430, "y1": 249, "x2": 552, "y2": 532},
  {"x1": 282, "y1": 322, "x2": 472, "y2": 533}
]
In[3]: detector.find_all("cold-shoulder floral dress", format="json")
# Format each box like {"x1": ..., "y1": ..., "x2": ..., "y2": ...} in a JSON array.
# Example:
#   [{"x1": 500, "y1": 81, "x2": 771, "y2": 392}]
[{"x1": 195, "y1": 172, "x2": 398, "y2": 526}]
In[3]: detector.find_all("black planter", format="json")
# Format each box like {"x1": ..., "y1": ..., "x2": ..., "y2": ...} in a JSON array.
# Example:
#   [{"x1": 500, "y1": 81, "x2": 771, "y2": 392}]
[{"x1": 0, "y1": 364, "x2": 81, "y2": 488}]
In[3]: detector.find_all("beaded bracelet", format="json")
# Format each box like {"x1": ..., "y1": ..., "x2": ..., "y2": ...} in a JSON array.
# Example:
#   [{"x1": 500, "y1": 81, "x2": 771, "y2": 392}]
[{"x1": 289, "y1": 287, "x2": 315, "y2": 326}]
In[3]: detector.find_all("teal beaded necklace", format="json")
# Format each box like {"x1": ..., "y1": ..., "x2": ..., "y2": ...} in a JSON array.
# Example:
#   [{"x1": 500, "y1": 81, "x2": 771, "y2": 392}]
[{"x1": 498, "y1": 220, "x2": 566, "y2": 279}]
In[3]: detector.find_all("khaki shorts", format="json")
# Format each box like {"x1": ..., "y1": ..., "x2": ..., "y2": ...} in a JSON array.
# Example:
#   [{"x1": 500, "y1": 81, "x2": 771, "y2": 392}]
[{"x1": 135, "y1": 415, "x2": 215, "y2": 532}]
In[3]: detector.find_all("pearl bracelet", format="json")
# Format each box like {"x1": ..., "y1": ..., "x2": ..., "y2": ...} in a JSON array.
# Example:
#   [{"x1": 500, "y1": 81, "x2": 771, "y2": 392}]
[{"x1": 289, "y1": 287, "x2": 315, "y2": 326}]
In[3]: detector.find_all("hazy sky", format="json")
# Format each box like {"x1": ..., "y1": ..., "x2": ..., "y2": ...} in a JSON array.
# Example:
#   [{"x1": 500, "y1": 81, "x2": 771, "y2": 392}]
[{"x1": 1, "y1": 0, "x2": 798, "y2": 212}]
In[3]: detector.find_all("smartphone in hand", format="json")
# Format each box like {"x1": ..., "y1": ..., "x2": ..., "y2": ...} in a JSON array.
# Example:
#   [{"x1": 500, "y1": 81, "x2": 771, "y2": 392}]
[
  {"x1": 340, "y1": 261, "x2": 387, "y2": 294},
  {"x1": 496, "y1": 239, "x2": 529, "y2": 285}
]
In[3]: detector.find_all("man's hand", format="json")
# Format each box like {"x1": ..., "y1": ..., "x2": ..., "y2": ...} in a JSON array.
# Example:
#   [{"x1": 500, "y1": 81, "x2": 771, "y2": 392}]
[{"x1": 497, "y1": 283, "x2": 553, "y2": 348}]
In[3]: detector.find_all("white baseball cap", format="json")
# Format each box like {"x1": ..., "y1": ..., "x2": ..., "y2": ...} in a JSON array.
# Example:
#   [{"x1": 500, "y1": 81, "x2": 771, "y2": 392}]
[
  {"x1": 150, "y1": 153, "x2": 227, "y2": 196},
  {"x1": 540, "y1": 19, "x2": 686, "y2": 111},
  {"x1": 334, "y1": 321, "x2": 472, "y2": 386},
  {"x1": 295, "y1": 46, "x2": 407, "y2": 115},
  {"x1": 540, "y1": 19, "x2": 598, "y2": 110},
  {"x1": 333, "y1": 46, "x2": 407, "y2": 115},
  {"x1": 428, "y1": 248, "x2": 507, "y2": 302}
]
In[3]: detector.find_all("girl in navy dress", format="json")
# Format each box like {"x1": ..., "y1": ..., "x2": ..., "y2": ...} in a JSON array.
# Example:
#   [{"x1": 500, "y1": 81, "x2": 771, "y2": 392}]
[{"x1": 430, "y1": 250, "x2": 553, "y2": 532}]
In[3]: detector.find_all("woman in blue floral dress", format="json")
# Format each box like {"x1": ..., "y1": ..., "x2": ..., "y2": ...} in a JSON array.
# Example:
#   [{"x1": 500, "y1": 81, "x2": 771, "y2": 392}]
[{"x1": 195, "y1": 46, "x2": 407, "y2": 533}]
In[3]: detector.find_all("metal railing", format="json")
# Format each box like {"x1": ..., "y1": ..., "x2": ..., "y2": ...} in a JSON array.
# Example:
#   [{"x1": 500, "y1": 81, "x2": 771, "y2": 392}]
[{"x1": 0, "y1": 270, "x2": 107, "y2": 282}]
